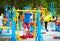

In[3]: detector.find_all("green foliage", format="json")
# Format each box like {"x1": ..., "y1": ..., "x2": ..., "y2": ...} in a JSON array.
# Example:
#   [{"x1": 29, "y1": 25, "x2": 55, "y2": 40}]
[{"x1": 0, "y1": 0, "x2": 60, "y2": 15}]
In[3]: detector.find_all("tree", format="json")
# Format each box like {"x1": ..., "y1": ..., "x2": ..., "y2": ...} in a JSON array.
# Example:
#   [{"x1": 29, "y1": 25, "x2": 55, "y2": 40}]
[{"x1": 0, "y1": 0, "x2": 60, "y2": 15}]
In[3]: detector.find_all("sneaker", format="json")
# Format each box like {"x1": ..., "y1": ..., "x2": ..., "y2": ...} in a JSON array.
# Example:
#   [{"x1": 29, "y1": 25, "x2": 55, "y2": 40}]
[
  {"x1": 29, "y1": 33, "x2": 34, "y2": 38},
  {"x1": 20, "y1": 35, "x2": 27, "y2": 39}
]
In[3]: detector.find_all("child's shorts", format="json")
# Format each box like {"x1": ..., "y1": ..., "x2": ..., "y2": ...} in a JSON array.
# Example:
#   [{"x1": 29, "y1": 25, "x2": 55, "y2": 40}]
[{"x1": 24, "y1": 23, "x2": 30, "y2": 29}]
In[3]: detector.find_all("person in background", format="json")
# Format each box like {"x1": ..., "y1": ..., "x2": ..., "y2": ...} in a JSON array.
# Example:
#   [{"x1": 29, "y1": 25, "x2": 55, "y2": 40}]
[
  {"x1": 0, "y1": 13, "x2": 4, "y2": 26},
  {"x1": 6, "y1": 7, "x2": 11, "y2": 26},
  {"x1": 0, "y1": 13, "x2": 4, "y2": 34},
  {"x1": 44, "y1": 13, "x2": 52, "y2": 32},
  {"x1": 37, "y1": 4, "x2": 44, "y2": 29}
]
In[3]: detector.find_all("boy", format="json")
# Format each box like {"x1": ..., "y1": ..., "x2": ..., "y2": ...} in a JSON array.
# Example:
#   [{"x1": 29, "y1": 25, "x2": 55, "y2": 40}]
[
  {"x1": 44, "y1": 14, "x2": 52, "y2": 32},
  {"x1": 21, "y1": 8, "x2": 32, "y2": 39}
]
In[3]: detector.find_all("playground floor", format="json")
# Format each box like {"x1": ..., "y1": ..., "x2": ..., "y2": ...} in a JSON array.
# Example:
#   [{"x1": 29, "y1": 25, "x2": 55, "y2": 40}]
[
  {"x1": 19, "y1": 22, "x2": 60, "y2": 41},
  {"x1": 0, "y1": 31, "x2": 60, "y2": 41},
  {"x1": 0, "y1": 22, "x2": 60, "y2": 41},
  {"x1": 19, "y1": 31, "x2": 60, "y2": 41}
]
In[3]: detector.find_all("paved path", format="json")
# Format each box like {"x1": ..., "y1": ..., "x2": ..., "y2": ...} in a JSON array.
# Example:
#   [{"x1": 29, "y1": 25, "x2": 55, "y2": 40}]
[{"x1": 19, "y1": 31, "x2": 60, "y2": 41}]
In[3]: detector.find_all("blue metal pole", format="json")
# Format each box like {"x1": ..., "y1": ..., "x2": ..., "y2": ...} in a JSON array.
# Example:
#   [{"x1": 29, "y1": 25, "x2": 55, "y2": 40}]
[
  {"x1": 11, "y1": 20, "x2": 16, "y2": 41},
  {"x1": 50, "y1": 2, "x2": 55, "y2": 16},
  {"x1": 11, "y1": 11, "x2": 16, "y2": 41},
  {"x1": 35, "y1": 12, "x2": 43, "y2": 41}
]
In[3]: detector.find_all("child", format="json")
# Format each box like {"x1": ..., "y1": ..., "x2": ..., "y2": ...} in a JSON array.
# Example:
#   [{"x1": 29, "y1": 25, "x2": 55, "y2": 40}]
[
  {"x1": 44, "y1": 14, "x2": 52, "y2": 32},
  {"x1": 21, "y1": 8, "x2": 32, "y2": 39},
  {"x1": 55, "y1": 19, "x2": 60, "y2": 31},
  {"x1": 0, "y1": 13, "x2": 3, "y2": 26},
  {"x1": 0, "y1": 13, "x2": 3, "y2": 34}
]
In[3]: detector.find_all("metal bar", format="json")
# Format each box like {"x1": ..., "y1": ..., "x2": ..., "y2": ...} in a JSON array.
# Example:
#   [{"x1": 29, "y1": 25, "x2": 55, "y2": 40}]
[{"x1": 0, "y1": 26, "x2": 11, "y2": 29}]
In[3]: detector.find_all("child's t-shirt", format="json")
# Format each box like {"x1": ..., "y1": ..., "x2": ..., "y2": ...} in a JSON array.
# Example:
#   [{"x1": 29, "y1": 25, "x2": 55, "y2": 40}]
[
  {"x1": 44, "y1": 15, "x2": 52, "y2": 22},
  {"x1": 24, "y1": 12, "x2": 32, "y2": 23},
  {"x1": 0, "y1": 16, "x2": 3, "y2": 26}
]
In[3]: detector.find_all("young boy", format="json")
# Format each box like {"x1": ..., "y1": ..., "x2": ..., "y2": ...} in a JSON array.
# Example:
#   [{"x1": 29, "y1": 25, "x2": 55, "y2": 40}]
[
  {"x1": 44, "y1": 14, "x2": 52, "y2": 32},
  {"x1": 21, "y1": 8, "x2": 32, "y2": 39}
]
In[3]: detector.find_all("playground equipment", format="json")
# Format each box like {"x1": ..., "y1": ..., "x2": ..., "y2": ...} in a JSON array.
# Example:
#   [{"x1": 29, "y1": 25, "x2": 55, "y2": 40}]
[
  {"x1": 50, "y1": 2, "x2": 55, "y2": 16},
  {"x1": 0, "y1": 8, "x2": 47, "y2": 41},
  {"x1": 15, "y1": 8, "x2": 47, "y2": 41}
]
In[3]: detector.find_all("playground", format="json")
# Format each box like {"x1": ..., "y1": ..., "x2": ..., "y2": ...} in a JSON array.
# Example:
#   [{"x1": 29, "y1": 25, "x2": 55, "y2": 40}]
[{"x1": 0, "y1": 0, "x2": 60, "y2": 41}]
